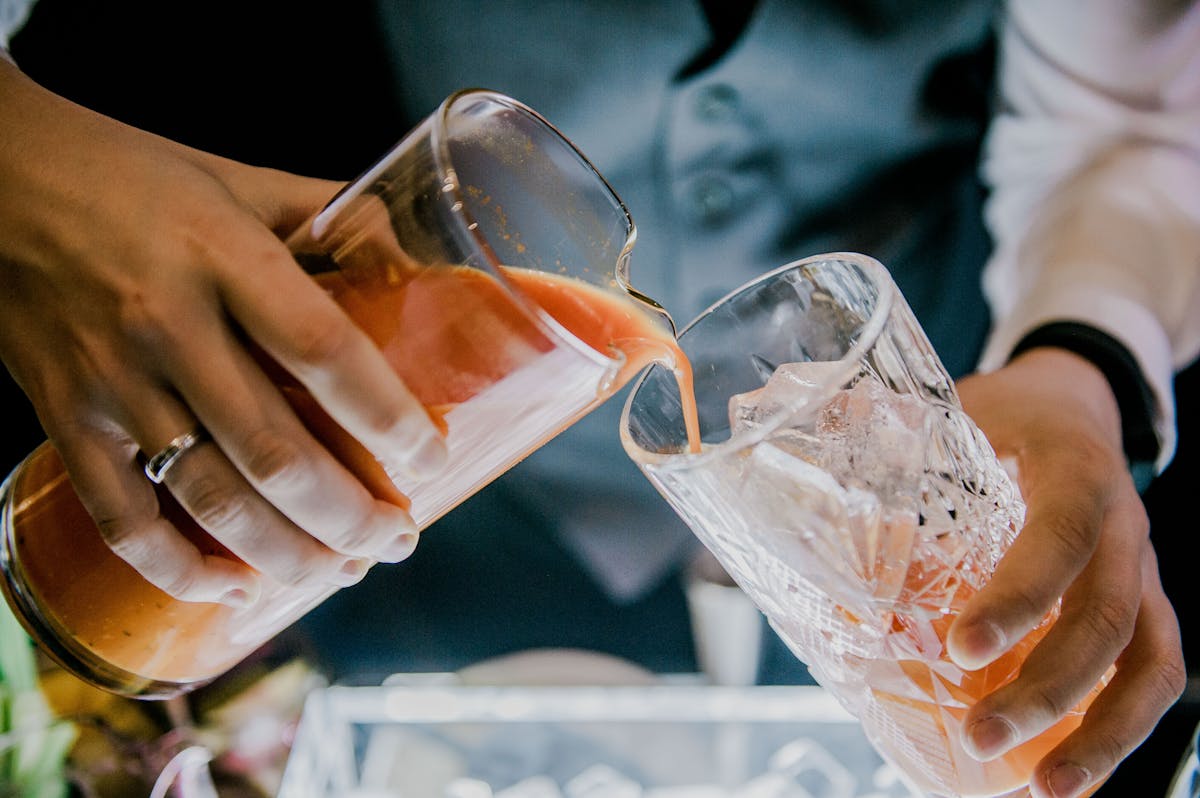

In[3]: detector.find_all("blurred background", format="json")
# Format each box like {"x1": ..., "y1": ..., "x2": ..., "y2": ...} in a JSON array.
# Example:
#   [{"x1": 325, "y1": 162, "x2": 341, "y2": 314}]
[{"x1": 2, "y1": 2, "x2": 1196, "y2": 795}]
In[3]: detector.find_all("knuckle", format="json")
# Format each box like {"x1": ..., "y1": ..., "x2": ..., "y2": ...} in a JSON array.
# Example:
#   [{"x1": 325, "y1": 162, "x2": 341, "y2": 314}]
[
  {"x1": 362, "y1": 402, "x2": 421, "y2": 442},
  {"x1": 97, "y1": 513, "x2": 203, "y2": 600},
  {"x1": 240, "y1": 431, "x2": 311, "y2": 491},
  {"x1": 95, "y1": 514, "x2": 151, "y2": 562},
  {"x1": 186, "y1": 477, "x2": 252, "y2": 531},
  {"x1": 1067, "y1": 434, "x2": 1122, "y2": 476},
  {"x1": 1000, "y1": 586, "x2": 1046, "y2": 628},
  {"x1": 1084, "y1": 727, "x2": 1130, "y2": 772},
  {"x1": 1028, "y1": 682, "x2": 1072, "y2": 723},
  {"x1": 288, "y1": 311, "x2": 354, "y2": 370},
  {"x1": 1148, "y1": 652, "x2": 1189, "y2": 707},
  {"x1": 111, "y1": 291, "x2": 161, "y2": 340},
  {"x1": 112, "y1": 285, "x2": 187, "y2": 348},
  {"x1": 1125, "y1": 504, "x2": 1151, "y2": 540},
  {"x1": 331, "y1": 506, "x2": 410, "y2": 557},
  {"x1": 1082, "y1": 592, "x2": 1137, "y2": 647},
  {"x1": 271, "y1": 556, "x2": 323, "y2": 588},
  {"x1": 327, "y1": 520, "x2": 378, "y2": 556},
  {"x1": 1043, "y1": 502, "x2": 1099, "y2": 563},
  {"x1": 157, "y1": 569, "x2": 202, "y2": 601}
]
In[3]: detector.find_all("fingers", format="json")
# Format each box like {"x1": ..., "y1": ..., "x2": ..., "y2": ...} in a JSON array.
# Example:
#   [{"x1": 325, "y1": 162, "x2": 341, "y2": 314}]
[
  {"x1": 155, "y1": 431, "x2": 389, "y2": 589},
  {"x1": 215, "y1": 237, "x2": 447, "y2": 479},
  {"x1": 160, "y1": 157, "x2": 443, "y2": 484},
  {"x1": 52, "y1": 210, "x2": 434, "y2": 603},
  {"x1": 957, "y1": 479, "x2": 1144, "y2": 761},
  {"x1": 206, "y1": 159, "x2": 344, "y2": 238},
  {"x1": 1026, "y1": 544, "x2": 1186, "y2": 798},
  {"x1": 948, "y1": 438, "x2": 1117, "y2": 671},
  {"x1": 145, "y1": 315, "x2": 422, "y2": 567},
  {"x1": 942, "y1": 382, "x2": 1184, "y2": 798},
  {"x1": 59, "y1": 344, "x2": 420, "y2": 605},
  {"x1": 946, "y1": 348, "x2": 1179, "y2": 796},
  {"x1": 51, "y1": 423, "x2": 260, "y2": 607},
  {"x1": 0, "y1": 88, "x2": 434, "y2": 607}
]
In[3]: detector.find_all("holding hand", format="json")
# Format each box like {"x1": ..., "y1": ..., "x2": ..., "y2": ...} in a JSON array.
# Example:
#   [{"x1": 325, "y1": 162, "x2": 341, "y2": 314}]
[
  {"x1": 0, "y1": 61, "x2": 446, "y2": 607},
  {"x1": 951, "y1": 349, "x2": 1186, "y2": 797}
]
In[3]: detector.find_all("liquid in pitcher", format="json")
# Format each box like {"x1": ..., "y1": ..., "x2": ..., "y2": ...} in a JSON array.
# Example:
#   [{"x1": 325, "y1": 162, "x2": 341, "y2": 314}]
[{"x1": 0, "y1": 261, "x2": 700, "y2": 697}]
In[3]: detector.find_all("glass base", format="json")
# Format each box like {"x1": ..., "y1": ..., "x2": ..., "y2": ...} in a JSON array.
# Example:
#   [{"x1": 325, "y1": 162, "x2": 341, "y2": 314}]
[{"x1": 0, "y1": 460, "x2": 205, "y2": 700}]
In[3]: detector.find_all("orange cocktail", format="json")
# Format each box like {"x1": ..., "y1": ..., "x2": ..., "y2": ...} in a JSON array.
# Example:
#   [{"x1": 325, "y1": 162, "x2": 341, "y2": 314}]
[
  {"x1": 0, "y1": 261, "x2": 699, "y2": 697},
  {"x1": 861, "y1": 585, "x2": 1107, "y2": 797},
  {"x1": 622, "y1": 254, "x2": 1108, "y2": 797}
]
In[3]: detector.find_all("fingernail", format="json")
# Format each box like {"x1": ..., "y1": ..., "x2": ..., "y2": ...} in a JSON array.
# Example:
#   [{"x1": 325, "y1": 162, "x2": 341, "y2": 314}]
[
  {"x1": 1046, "y1": 764, "x2": 1090, "y2": 798},
  {"x1": 950, "y1": 619, "x2": 1005, "y2": 670},
  {"x1": 409, "y1": 434, "x2": 447, "y2": 476},
  {"x1": 219, "y1": 588, "x2": 253, "y2": 608},
  {"x1": 965, "y1": 716, "x2": 1017, "y2": 761},
  {"x1": 379, "y1": 532, "x2": 419, "y2": 563},
  {"x1": 335, "y1": 557, "x2": 371, "y2": 585}
]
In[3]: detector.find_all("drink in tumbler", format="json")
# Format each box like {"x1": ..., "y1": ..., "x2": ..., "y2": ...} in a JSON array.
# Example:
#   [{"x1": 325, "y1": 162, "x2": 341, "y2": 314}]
[
  {"x1": 621, "y1": 253, "x2": 1108, "y2": 797},
  {"x1": 0, "y1": 90, "x2": 694, "y2": 699}
]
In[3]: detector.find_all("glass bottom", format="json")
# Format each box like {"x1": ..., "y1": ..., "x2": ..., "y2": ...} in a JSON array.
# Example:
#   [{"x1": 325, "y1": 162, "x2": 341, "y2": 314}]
[{"x1": 0, "y1": 461, "x2": 204, "y2": 700}]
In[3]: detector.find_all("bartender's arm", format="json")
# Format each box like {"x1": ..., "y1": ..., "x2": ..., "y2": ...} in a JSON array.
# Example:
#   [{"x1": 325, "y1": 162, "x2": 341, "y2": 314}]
[{"x1": 949, "y1": 1, "x2": 1199, "y2": 796}]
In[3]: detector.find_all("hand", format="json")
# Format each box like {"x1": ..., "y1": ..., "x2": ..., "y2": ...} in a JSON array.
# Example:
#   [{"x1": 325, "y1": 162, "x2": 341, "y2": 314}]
[
  {"x1": 0, "y1": 61, "x2": 446, "y2": 606},
  {"x1": 949, "y1": 349, "x2": 1185, "y2": 797}
]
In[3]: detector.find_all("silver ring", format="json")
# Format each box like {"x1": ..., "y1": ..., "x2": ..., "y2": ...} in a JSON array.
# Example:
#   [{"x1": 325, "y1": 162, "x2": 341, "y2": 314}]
[{"x1": 144, "y1": 429, "x2": 208, "y2": 484}]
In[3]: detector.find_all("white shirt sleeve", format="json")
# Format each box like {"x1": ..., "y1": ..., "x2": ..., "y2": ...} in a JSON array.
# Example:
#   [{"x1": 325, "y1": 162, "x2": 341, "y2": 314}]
[
  {"x1": 0, "y1": 0, "x2": 35, "y2": 54},
  {"x1": 979, "y1": 0, "x2": 1200, "y2": 470}
]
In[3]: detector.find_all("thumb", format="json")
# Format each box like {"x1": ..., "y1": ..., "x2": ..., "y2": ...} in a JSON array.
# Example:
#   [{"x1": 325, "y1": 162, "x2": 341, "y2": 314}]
[
  {"x1": 194, "y1": 150, "x2": 345, "y2": 238},
  {"x1": 238, "y1": 166, "x2": 346, "y2": 238}
]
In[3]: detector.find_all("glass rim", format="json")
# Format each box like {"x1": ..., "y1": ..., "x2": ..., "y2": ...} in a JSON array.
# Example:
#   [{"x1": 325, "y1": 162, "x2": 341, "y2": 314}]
[
  {"x1": 434, "y1": 88, "x2": 637, "y2": 278},
  {"x1": 311, "y1": 88, "x2": 639, "y2": 369},
  {"x1": 431, "y1": 88, "x2": 638, "y2": 369},
  {"x1": 619, "y1": 252, "x2": 895, "y2": 472}
]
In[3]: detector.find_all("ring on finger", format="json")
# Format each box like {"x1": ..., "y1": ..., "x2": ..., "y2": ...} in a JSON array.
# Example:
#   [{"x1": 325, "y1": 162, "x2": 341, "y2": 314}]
[{"x1": 144, "y1": 428, "x2": 209, "y2": 484}]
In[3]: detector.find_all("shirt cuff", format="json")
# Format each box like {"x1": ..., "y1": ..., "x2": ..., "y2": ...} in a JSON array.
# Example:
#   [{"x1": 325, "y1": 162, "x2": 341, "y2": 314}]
[
  {"x1": 978, "y1": 288, "x2": 1176, "y2": 475},
  {"x1": 1008, "y1": 322, "x2": 1160, "y2": 492}
]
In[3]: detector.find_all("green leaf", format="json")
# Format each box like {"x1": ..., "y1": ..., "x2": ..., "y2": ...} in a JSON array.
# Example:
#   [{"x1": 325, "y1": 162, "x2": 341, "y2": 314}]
[
  {"x1": 0, "y1": 599, "x2": 75, "y2": 796},
  {"x1": 0, "y1": 599, "x2": 37, "y2": 695}
]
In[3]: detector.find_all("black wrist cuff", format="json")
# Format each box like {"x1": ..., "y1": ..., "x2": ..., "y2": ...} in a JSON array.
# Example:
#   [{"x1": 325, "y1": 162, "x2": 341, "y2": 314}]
[{"x1": 1009, "y1": 321, "x2": 1160, "y2": 492}]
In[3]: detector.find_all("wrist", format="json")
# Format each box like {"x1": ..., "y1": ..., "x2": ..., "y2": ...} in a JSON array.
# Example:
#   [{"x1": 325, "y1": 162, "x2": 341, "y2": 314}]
[{"x1": 1009, "y1": 322, "x2": 1160, "y2": 491}]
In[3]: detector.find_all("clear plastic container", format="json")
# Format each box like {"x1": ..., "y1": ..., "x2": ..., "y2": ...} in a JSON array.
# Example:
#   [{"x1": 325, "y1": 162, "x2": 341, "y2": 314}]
[{"x1": 278, "y1": 682, "x2": 916, "y2": 798}]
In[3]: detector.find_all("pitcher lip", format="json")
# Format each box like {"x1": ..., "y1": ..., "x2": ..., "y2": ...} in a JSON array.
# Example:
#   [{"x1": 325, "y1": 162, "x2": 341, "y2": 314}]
[
  {"x1": 619, "y1": 252, "x2": 895, "y2": 472},
  {"x1": 431, "y1": 88, "x2": 638, "y2": 369}
]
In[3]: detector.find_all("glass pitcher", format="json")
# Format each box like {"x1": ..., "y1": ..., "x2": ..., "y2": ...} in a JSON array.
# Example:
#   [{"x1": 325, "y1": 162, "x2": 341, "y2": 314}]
[{"x1": 0, "y1": 90, "x2": 677, "y2": 699}]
